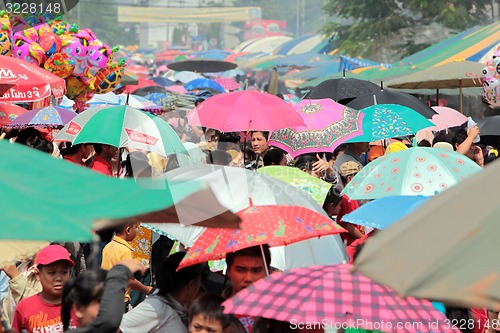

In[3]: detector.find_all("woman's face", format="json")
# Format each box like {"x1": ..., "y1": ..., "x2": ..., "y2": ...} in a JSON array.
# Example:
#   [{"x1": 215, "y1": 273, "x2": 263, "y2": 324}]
[
  {"x1": 74, "y1": 300, "x2": 100, "y2": 327},
  {"x1": 251, "y1": 132, "x2": 269, "y2": 155}
]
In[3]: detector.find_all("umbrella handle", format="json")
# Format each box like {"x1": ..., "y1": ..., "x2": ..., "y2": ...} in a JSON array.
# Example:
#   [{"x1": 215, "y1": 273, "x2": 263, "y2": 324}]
[{"x1": 260, "y1": 244, "x2": 270, "y2": 276}]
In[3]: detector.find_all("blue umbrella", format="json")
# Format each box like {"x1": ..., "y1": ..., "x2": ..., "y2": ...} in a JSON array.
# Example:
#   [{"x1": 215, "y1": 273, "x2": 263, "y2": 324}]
[
  {"x1": 144, "y1": 92, "x2": 169, "y2": 106},
  {"x1": 342, "y1": 196, "x2": 429, "y2": 230},
  {"x1": 148, "y1": 77, "x2": 175, "y2": 87},
  {"x1": 184, "y1": 78, "x2": 225, "y2": 93}
]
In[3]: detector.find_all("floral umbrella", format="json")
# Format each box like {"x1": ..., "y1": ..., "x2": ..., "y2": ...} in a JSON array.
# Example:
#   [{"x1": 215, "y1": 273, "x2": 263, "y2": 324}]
[
  {"x1": 342, "y1": 147, "x2": 482, "y2": 200},
  {"x1": 6, "y1": 106, "x2": 76, "y2": 128},
  {"x1": 268, "y1": 98, "x2": 364, "y2": 157},
  {"x1": 178, "y1": 204, "x2": 346, "y2": 270}
]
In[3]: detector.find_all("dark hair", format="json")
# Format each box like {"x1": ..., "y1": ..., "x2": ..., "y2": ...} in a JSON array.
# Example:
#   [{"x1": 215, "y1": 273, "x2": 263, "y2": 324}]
[
  {"x1": 60, "y1": 142, "x2": 87, "y2": 157},
  {"x1": 225, "y1": 245, "x2": 271, "y2": 271},
  {"x1": 250, "y1": 131, "x2": 269, "y2": 140},
  {"x1": 15, "y1": 127, "x2": 41, "y2": 145},
  {"x1": 113, "y1": 220, "x2": 138, "y2": 234},
  {"x1": 93, "y1": 143, "x2": 104, "y2": 154},
  {"x1": 125, "y1": 151, "x2": 151, "y2": 178},
  {"x1": 294, "y1": 154, "x2": 317, "y2": 172},
  {"x1": 189, "y1": 293, "x2": 231, "y2": 329},
  {"x1": 452, "y1": 128, "x2": 468, "y2": 148},
  {"x1": 241, "y1": 143, "x2": 256, "y2": 160},
  {"x1": 418, "y1": 139, "x2": 431, "y2": 147},
  {"x1": 25, "y1": 136, "x2": 53, "y2": 153},
  {"x1": 155, "y1": 251, "x2": 204, "y2": 297},
  {"x1": 263, "y1": 148, "x2": 285, "y2": 166},
  {"x1": 206, "y1": 150, "x2": 232, "y2": 165},
  {"x1": 253, "y1": 318, "x2": 295, "y2": 333},
  {"x1": 433, "y1": 130, "x2": 453, "y2": 147},
  {"x1": 322, "y1": 187, "x2": 343, "y2": 211},
  {"x1": 62, "y1": 269, "x2": 107, "y2": 330},
  {"x1": 218, "y1": 132, "x2": 241, "y2": 145},
  {"x1": 333, "y1": 144, "x2": 347, "y2": 159}
]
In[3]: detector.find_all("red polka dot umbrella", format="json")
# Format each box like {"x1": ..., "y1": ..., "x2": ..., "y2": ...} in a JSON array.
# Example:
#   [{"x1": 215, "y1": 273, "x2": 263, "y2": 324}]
[
  {"x1": 342, "y1": 147, "x2": 482, "y2": 200},
  {"x1": 178, "y1": 204, "x2": 346, "y2": 270}
]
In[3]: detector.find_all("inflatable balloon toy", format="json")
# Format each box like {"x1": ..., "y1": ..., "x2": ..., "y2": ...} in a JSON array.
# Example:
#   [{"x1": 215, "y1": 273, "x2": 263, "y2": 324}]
[
  {"x1": 60, "y1": 25, "x2": 91, "y2": 77},
  {"x1": 65, "y1": 75, "x2": 89, "y2": 100},
  {"x1": 49, "y1": 16, "x2": 68, "y2": 34},
  {"x1": 94, "y1": 59, "x2": 126, "y2": 94},
  {"x1": 483, "y1": 52, "x2": 500, "y2": 108},
  {"x1": 85, "y1": 43, "x2": 118, "y2": 87},
  {"x1": 12, "y1": 35, "x2": 46, "y2": 66},
  {"x1": 0, "y1": 10, "x2": 12, "y2": 56},
  {"x1": 38, "y1": 30, "x2": 61, "y2": 59},
  {"x1": 44, "y1": 53, "x2": 75, "y2": 78}
]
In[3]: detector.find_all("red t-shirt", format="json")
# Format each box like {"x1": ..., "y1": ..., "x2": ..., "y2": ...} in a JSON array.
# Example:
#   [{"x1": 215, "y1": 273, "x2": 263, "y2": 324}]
[
  {"x1": 89, "y1": 155, "x2": 113, "y2": 176},
  {"x1": 63, "y1": 155, "x2": 85, "y2": 166},
  {"x1": 12, "y1": 293, "x2": 76, "y2": 333},
  {"x1": 337, "y1": 195, "x2": 364, "y2": 246}
]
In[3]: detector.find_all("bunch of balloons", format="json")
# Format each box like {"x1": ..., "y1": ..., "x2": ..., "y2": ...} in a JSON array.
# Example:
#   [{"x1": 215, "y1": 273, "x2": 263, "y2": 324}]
[
  {"x1": 0, "y1": 11, "x2": 126, "y2": 111},
  {"x1": 483, "y1": 46, "x2": 500, "y2": 107}
]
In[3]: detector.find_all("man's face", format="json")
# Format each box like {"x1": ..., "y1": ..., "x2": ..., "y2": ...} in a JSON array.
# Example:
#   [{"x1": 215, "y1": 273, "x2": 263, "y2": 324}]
[
  {"x1": 227, "y1": 255, "x2": 267, "y2": 295},
  {"x1": 105, "y1": 145, "x2": 119, "y2": 160},
  {"x1": 37, "y1": 261, "x2": 71, "y2": 298}
]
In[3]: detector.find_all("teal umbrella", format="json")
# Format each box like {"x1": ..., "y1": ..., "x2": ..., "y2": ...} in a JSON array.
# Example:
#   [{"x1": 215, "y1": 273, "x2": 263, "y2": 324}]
[
  {"x1": 342, "y1": 147, "x2": 482, "y2": 200},
  {"x1": 55, "y1": 105, "x2": 188, "y2": 158},
  {"x1": 0, "y1": 141, "x2": 239, "y2": 242},
  {"x1": 348, "y1": 104, "x2": 434, "y2": 143}
]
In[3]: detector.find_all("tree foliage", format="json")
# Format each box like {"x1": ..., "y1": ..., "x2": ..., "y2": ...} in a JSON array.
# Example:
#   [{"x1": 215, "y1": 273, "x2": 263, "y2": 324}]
[{"x1": 320, "y1": 0, "x2": 491, "y2": 60}]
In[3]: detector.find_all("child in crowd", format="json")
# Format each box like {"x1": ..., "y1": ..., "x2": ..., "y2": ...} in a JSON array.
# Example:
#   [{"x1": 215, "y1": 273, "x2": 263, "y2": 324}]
[
  {"x1": 188, "y1": 293, "x2": 232, "y2": 333},
  {"x1": 101, "y1": 221, "x2": 152, "y2": 312},
  {"x1": 11, "y1": 245, "x2": 76, "y2": 333}
]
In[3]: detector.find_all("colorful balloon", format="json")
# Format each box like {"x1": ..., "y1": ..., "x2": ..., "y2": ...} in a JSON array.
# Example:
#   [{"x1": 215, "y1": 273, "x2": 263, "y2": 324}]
[
  {"x1": 44, "y1": 52, "x2": 75, "y2": 78},
  {"x1": 94, "y1": 60, "x2": 125, "y2": 94},
  {"x1": 65, "y1": 75, "x2": 89, "y2": 100},
  {"x1": 12, "y1": 35, "x2": 46, "y2": 65},
  {"x1": 483, "y1": 52, "x2": 500, "y2": 107},
  {"x1": 38, "y1": 31, "x2": 61, "y2": 58}
]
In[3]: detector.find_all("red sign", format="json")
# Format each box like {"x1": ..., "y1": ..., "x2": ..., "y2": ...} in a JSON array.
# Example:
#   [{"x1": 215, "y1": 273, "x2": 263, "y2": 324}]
[
  {"x1": 125, "y1": 128, "x2": 158, "y2": 146},
  {"x1": 66, "y1": 121, "x2": 82, "y2": 135}
]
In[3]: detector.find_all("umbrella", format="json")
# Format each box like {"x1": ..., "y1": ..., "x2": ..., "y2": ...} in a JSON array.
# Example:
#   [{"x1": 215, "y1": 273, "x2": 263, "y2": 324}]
[
  {"x1": 304, "y1": 78, "x2": 380, "y2": 104},
  {"x1": 178, "y1": 204, "x2": 346, "y2": 270},
  {"x1": 342, "y1": 196, "x2": 429, "y2": 230},
  {"x1": 222, "y1": 264, "x2": 457, "y2": 333},
  {"x1": 0, "y1": 141, "x2": 240, "y2": 242},
  {"x1": 6, "y1": 106, "x2": 76, "y2": 128},
  {"x1": 148, "y1": 165, "x2": 349, "y2": 270},
  {"x1": 144, "y1": 92, "x2": 169, "y2": 106},
  {"x1": 168, "y1": 59, "x2": 237, "y2": 73},
  {"x1": 429, "y1": 106, "x2": 468, "y2": 131},
  {"x1": 0, "y1": 55, "x2": 66, "y2": 103},
  {"x1": 346, "y1": 90, "x2": 437, "y2": 119},
  {"x1": 0, "y1": 241, "x2": 49, "y2": 268},
  {"x1": 342, "y1": 147, "x2": 482, "y2": 200},
  {"x1": 346, "y1": 104, "x2": 434, "y2": 143},
  {"x1": 214, "y1": 77, "x2": 240, "y2": 91},
  {"x1": 166, "y1": 85, "x2": 188, "y2": 94},
  {"x1": 476, "y1": 115, "x2": 500, "y2": 146},
  {"x1": 268, "y1": 98, "x2": 364, "y2": 157},
  {"x1": 354, "y1": 157, "x2": 500, "y2": 311},
  {"x1": 385, "y1": 61, "x2": 485, "y2": 112},
  {"x1": 184, "y1": 78, "x2": 225, "y2": 93},
  {"x1": 172, "y1": 71, "x2": 204, "y2": 84},
  {"x1": 257, "y1": 166, "x2": 332, "y2": 205},
  {"x1": 123, "y1": 77, "x2": 161, "y2": 94},
  {"x1": 55, "y1": 105, "x2": 188, "y2": 158},
  {"x1": 131, "y1": 86, "x2": 167, "y2": 97},
  {"x1": 126, "y1": 64, "x2": 149, "y2": 76},
  {"x1": 148, "y1": 76, "x2": 175, "y2": 87},
  {"x1": 0, "y1": 103, "x2": 28, "y2": 126},
  {"x1": 187, "y1": 90, "x2": 305, "y2": 132},
  {"x1": 121, "y1": 72, "x2": 139, "y2": 86}
]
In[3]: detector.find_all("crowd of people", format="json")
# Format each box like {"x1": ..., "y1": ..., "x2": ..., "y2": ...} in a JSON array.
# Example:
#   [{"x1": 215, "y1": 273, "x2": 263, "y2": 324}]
[{"x1": 1, "y1": 79, "x2": 498, "y2": 333}]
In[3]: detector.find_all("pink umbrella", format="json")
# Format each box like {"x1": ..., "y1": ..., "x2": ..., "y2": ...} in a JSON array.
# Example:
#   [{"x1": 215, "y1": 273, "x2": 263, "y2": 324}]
[
  {"x1": 430, "y1": 106, "x2": 468, "y2": 131},
  {"x1": 187, "y1": 90, "x2": 305, "y2": 132},
  {"x1": 214, "y1": 77, "x2": 240, "y2": 91},
  {"x1": 268, "y1": 98, "x2": 364, "y2": 157},
  {"x1": 166, "y1": 85, "x2": 188, "y2": 94}
]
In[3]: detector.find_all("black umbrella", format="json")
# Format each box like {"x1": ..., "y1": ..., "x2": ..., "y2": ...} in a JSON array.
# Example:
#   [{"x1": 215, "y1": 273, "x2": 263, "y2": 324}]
[
  {"x1": 476, "y1": 116, "x2": 500, "y2": 147},
  {"x1": 120, "y1": 73, "x2": 139, "y2": 86},
  {"x1": 167, "y1": 60, "x2": 237, "y2": 73},
  {"x1": 346, "y1": 90, "x2": 437, "y2": 119},
  {"x1": 132, "y1": 86, "x2": 167, "y2": 97},
  {"x1": 304, "y1": 78, "x2": 380, "y2": 104}
]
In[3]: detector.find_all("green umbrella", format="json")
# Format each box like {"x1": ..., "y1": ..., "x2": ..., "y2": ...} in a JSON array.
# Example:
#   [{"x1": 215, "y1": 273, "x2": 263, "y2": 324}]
[
  {"x1": 257, "y1": 166, "x2": 332, "y2": 205},
  {"x1": 342, "y1": 147, "x2": 482, "y2": 200},
  {"x1": 347, "y1": 104, "x2": 434, "y2": 143},
  {"x1": 55, "y1": 105, "x2": 188, "y2": 158},
  {"x1": 0, "y1": 141, "x2": 239, "y2": 242}
]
